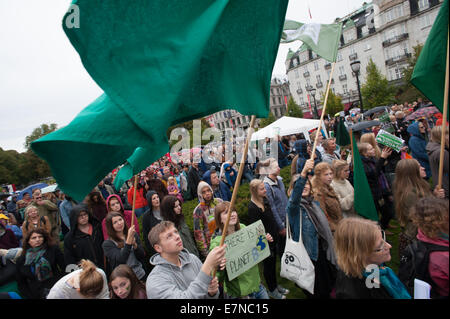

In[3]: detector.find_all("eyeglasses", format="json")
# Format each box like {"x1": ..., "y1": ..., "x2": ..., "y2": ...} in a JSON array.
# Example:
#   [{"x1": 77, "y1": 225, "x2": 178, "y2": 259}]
[
  {"x1": 374, "y1": 230, "x2": 387, "y2": 253},
  {"x1": 35, "y1": 196, "x2": 42, "y2": 200}
]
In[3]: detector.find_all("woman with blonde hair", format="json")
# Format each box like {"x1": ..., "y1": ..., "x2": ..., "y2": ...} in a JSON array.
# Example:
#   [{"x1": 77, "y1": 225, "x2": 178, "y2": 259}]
[
  {"x1": 21, "y1": 205, "x2": 53, "y2": 245},
  {"x1": 393, "y1": 159, "x2": 445, "y2": 255},
  {"x1": 46, "y1": 259, "x2": 110, "y2": 299},
  {"x1": 360, "y1": 133, "x2": 381, "y2": 159},
  {"x1": 334, "y1": 217, "x2": 410, "y2": 299},
  {"x1": 330, "y1": 160, "x2": 354, "y2": 217},
  {"x1": 311, "y1": 162, "x2": 342, "y2": 232}
]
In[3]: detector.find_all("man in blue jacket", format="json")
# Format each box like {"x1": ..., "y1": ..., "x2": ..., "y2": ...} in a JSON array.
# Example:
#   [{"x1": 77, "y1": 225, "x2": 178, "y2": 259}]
[
  {"x1": 202, "y1": 167, "x2": 232, "y2": 202},
  {"x1": 407, "y1": 121, "x2": 431, "y2": 179}
]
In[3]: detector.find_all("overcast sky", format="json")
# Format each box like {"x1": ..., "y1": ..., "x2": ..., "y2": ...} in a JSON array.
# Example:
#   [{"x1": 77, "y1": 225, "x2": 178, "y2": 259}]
[{"x1": 0, "y1": 0, "x2": 367, "y2": 153}]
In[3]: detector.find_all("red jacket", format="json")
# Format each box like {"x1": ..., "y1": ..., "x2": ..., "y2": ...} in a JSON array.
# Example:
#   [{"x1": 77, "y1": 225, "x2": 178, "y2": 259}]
[
  {"x1": 417, "y1": 229, "x2": 449, "y2": 297},
  {"x1": 102, "y1": 195, "x2": 140, "y2": 240},
  {"x1": 127, "y1": 187, "x2": 148, "y2": 210}
]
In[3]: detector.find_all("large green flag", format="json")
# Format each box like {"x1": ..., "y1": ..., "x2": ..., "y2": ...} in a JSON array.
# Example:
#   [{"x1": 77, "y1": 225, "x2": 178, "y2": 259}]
[
  {"x1": 31, "y1": 0, "x2": 289, "y2": 201},
  {"x1": 281, "y1": 20, "x2": 343, "y2": 62},
  {"x1": 351, "y1": 132, "x2": 378, "y2": 221},
  {"x1": 335, "y1": 118, "x2": 350, "y2": 147},
  {"x1": 411, "y1": 0, "x2": 448, "y2": 119}
]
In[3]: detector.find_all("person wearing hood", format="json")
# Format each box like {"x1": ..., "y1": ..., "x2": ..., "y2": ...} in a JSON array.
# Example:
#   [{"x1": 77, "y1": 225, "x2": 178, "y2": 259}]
[
  {"x1": 290, "y1": 139, "x2": 322, "y2": 177},
  {"x1": 219, "y1": 162, "x2": 238, "y2": 189},
  {"x1": 146, "y1": 220, "x2": 226, "y2": 299},
  {"x1": 287, "y1": 159, "x2": 337, "y2": 298},
  {"x1": 188, "y1": 162, "x2": 202, "y2": 200},
  {"x1": 59, "y1": 195, "x2": 78, "y2": 236},
  {"x1": 142, "y1": 191, "x2": 163, "y2": 254},
  {"x1": 426, "y1": 125, "x2": 449, "y2": 198},
  {"x1": 102, "y1": 194, "x2": 140, "y2": 241},
  {"x1": 193, "y1": 181, "x2": 223, "y2": 260},
  {"x1": 63, "y1": 204, "x2": 104, "y2": 269},
  {"x1": 407, "y1": 121, "x2": 431, "y2": 179},
  {"x1": 202, "y1": 168, "x2": 232, "y2": 202}
]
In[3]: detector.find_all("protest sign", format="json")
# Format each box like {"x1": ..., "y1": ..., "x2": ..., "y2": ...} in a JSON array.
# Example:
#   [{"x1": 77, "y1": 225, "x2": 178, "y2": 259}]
[
  {"x1": 375, "y1": 129, "x2": 404, "y2": 152},
  {"x1": 224, "y1": 220, "x2": 270, "y2": 281}
]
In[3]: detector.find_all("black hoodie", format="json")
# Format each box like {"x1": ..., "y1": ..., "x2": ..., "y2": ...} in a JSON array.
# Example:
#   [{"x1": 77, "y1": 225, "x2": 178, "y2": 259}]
[{"x1": 63, "y1": 204, "x2": 105, "y2": 269}]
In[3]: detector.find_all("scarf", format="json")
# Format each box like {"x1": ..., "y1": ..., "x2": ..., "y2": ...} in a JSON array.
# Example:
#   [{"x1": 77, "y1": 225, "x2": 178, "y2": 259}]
[
  {"x1": 363, "y1": 265, "x2": 411, "y2": 299},
  {"x1": 300, "y1": 196, "x2": 337, "y2": 266},
  {"x1": 24, "y1": 245, "x2": 53, "y2": 282}
]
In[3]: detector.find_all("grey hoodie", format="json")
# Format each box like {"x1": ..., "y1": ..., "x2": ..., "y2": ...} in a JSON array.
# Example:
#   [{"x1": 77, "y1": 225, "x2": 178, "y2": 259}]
[{"x1": 146, "y1": 248, "x2": 218, "y2": 299}]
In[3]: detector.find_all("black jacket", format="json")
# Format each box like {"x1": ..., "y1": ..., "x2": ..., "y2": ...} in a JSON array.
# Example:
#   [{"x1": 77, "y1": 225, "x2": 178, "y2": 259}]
[
  {"x1": 361, "y1": 156, "x2": 390, "y2": 200},
  {"x1": 141, "y1": 207, "x2": 162, "y2": 254},
  {"x1": 335, "y1": 270, "x2": 392, "y2": 299},
  {"x1": 187, "y1": 166, "x2": 202, "y2": 199},
  {"x1": 15, "y1": 245, "x2": 65, "y2": 299},
  {"x1": 247, "y1": 198, "x2": 280, "y2": 250},
  {"x1": 63, "y1": 204, "x2": 105, "y2": 268}
]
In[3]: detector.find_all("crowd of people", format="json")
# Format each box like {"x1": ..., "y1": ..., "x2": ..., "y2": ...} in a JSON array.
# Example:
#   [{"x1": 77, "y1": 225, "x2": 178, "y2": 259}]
[{"x1": 0, "y1": 98, "x2": 448, "y2": 299}]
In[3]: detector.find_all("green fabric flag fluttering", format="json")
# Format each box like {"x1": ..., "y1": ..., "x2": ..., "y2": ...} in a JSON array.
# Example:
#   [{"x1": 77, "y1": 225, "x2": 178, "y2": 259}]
[
  {"x1": 281, "y1": 20, "x2": 343, "y2": 62},
  {"x1": 335, "y1": 118, "x2": 351, "y2": 147},
  {"x1": 411, "y1": 0, "x2": 449, "y2": 120},
  {"x1": 351, "y1": 131, "x2": 378, "y2": 221},
  {"x1": 31, "y1": 0, "x2": 289, "y2": 201}
]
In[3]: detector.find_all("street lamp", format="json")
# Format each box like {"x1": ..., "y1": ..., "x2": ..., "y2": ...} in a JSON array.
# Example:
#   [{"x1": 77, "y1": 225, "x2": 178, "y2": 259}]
[
  {"x1": 309, "y1": 87, "x2": 319, "y2": 119},
  {"x1": 350, "y1": 60, "x2": 364, "y2": 114}
]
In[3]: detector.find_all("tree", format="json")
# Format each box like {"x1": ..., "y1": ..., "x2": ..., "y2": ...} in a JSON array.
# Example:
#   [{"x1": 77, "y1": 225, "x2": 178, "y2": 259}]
[
  {"x1": 259, "y1": 110, "x2": 276, "y2": 128},
  {"x1": 395, "y1": 44, "x2": 426, "y2": 104},
  {"x1": 361, "y1": 59, "x2": 396, "y2": 109},
  {"x1": 24, "y1": 123, "x2": 58, "y2": 151},
  {"x1": 286, "y1": 96, "x2": 303, "y2": 118},
  {"x1": 320, "y1": 89, "x2": 344, "y2": 116}
]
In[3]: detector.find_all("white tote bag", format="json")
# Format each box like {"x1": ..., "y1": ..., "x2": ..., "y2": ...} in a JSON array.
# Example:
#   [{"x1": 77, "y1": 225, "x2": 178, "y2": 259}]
[{"x1": 280, "y1": 212, "x2": 315, "y2": 294}]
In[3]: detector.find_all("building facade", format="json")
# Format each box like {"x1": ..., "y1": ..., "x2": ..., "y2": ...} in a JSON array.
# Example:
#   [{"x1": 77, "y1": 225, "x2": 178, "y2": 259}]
[
  {"x1": 285, "y1": 0, "x2": 443, "y2": 114},
  {"x1": 210, "y1": 78, "x2": 291, "y2": 131}
]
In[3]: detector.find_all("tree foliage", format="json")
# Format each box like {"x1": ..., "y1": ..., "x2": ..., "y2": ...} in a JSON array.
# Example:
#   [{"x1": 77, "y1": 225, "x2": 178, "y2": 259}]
[
  {"x1": 24, "y1": 123, "x2": 58, "y2": 151},
  {"x1": 361, "y1": 59, "x2": 396, "y2": 109},
  {"x1": 259, "y1": 109, "x2": 276, "y2": 128},
  {"x1": 286, "y1": 96, "x2": 303, "y2": 118},
  {"x1": 320, "y1": 89, "x2": 344, "y2": 116}
]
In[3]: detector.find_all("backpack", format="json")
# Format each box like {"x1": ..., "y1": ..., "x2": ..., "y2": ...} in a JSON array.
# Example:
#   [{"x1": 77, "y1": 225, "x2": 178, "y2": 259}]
[{"x1": 398, "y1": 239, "x2": 448, "y2": 298}]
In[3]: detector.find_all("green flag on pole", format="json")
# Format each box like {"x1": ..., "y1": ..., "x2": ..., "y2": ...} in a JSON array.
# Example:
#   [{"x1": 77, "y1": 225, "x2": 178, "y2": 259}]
[
  {"x1": 281, "y1": 20, "x2": 343, "y2": 62},
  {"x1": 351, "y1": 132, "x2": 378, "y2": 221},
  {"x1": 335, "y1": 118, "x2": 351, "y2": 147},
  {"x1": 31, "y1": 0, "x2": 289, "y2": 201},
  {"x1": 411, "y1": 0, "x2": 449, "y2": 119}
]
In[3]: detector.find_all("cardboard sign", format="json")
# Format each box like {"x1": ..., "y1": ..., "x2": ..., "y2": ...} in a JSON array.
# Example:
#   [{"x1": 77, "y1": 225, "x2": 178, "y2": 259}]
[
  {"x1": 375, "y1": 129, "x2": 404, "y2": 152},
  {"x1": 224, "y1": 220, "x2": 270, "y2": 281}
]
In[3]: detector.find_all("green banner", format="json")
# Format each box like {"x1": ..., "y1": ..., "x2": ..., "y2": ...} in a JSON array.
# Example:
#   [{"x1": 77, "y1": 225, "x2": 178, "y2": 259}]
[
  {"x1": 224, "y1": 220, "x2": 270, "y2": 281},
  {"x1": 375, "y1": 129, "x2": 404, "y2": 152}
]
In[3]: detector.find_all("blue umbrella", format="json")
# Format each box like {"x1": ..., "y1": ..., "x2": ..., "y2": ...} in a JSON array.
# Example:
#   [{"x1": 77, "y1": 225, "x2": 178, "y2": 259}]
[{"x1": 17, "y1": 183, "x2": 48, "y2": 200}]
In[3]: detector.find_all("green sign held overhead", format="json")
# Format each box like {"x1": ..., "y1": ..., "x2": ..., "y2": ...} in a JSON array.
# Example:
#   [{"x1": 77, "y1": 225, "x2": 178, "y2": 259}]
[
  {"x1": 375, "y1": 129, "x2": 405, "y2": 152},
  {"x1": 224, "y1": 220, "x2": 270, "y2": 281}
]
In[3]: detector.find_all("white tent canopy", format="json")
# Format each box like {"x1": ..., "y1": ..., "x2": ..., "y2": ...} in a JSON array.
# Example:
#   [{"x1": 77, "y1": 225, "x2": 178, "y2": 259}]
[{"x1": 251, "y1": 116, "x2": 328, "y2": 142}]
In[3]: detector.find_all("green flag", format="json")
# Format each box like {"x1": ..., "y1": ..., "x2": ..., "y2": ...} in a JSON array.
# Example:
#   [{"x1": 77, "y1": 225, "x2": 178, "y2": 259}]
[
  {"x1": 411, "y1": 0, "x2": 449, "y2": 119},
  {"x1": 335, "y1": 118, "x2": 350, "y2": 147},
  {"x1": 351, "y1": 132, "x2": 378, "y2": 221},
  {"x1": 281, "y1": 20, "x2": 343, "y2": 62},
  {"x1": 31, "y1": 0, "x2": 289, "y2": 201}
]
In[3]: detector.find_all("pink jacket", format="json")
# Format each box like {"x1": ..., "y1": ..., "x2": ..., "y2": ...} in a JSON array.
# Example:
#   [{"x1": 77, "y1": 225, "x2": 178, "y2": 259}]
[
  {"x1": 417, "y1": 229, "x2": 449, "y2": 297},
  {"x1": 102, "y1": 194, "x2": 140, "y2": 240}
]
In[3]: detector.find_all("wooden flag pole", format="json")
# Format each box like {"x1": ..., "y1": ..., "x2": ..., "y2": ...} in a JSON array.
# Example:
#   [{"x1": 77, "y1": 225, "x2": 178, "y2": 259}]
[
  {"x1": 310, "y1": 62, "x2": 337, "y2": 160},
  {"x1": 437, "y1": 30, "x2": 449, "y2": 190},
  {"x1": 212, "y1": 115, "x2": 256, "y2": 277},
  {"x1": 131, "y1": 175, "x2": 138, "y2": 227}
]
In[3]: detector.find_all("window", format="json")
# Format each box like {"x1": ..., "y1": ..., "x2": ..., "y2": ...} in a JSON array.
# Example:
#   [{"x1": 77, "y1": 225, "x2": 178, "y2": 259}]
[
  {"x1": 343, "y1": 84, "x2": 348, "y2": 94},
  {"x1": 327, "y1": 70, "x2": 331, "y2": 79},
  {"x1": 293, "y1": 58, "x2": 298, "y2": 67},
  {"x1": 337, "y1": 52, "x2": 343, "y2": 61},
  {"x1": 304, "y1": 66, "x2": 309, "y2": 73},
  {"x1": 316, "y1": 74, "x2": 321, "y2": 83},
  {"x1": 277, "y1": 88, "x2": 281, "y2": 94},
  {"x1": 418, "y1": 0, "x2": 429, "y2": 11},
  {"x1": 306, "y1": 79, "x2": 311, "y2": 87},
  {"x1": 297, "y1": 81, "x2": 302, "y2": 89},
  {"x1": 350, "y1": 47, "x2": 356, "y2": 55},
  {"x1": 299, "y1": 96, "x2": 304, "y2": 104},
  {"x1": 339, "y1": 65, "x2": 345, "y2": 75},
  {"x1": 278, "y1": 97, "x2": 282, "y2": 104},
  {"x1": 421, "y1": 14, "x2": 431, "y2": 28},
  {"x1": 272, "y1": 97, "x2": 276, "y2": 105},
  {"x1": 361, "y1": 25, "x2": 369, "y2": 37},
  {"x1": 295, "y1": 69, "x2": 299, "y2": 78},
  {"x1": 314, "y1": 61, "x2": 319, "y2": 71},
  {"x1": 383, "y1": 4, "x2": 404, "y2": 24}
]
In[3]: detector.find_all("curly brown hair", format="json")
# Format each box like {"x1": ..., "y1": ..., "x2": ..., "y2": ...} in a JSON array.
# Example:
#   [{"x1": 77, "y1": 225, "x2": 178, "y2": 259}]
[{"x1": 410, "y1": 197, "x2": 449, "y2": 238}]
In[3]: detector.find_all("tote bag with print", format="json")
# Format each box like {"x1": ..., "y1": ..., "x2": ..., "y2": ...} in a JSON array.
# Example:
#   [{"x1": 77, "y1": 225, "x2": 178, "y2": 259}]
[{"x1": 280, "y1": 212, "x2": 315, "y2": 294}]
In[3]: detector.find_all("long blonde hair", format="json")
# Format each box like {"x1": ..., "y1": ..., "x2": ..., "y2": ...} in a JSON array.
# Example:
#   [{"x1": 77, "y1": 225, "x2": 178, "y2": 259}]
[
  {"x1": 393, "y1": 159, "x2": 432, "y2": 227},
  {"x1": 334, "y1": 218, "x2": 380, "y2": 278},
  {"x1": 360, "y1": 133, "x2": 381, "y2": 158},
  {"x1": 311, "y1": 162, "x2": 336, "y2": 196}
]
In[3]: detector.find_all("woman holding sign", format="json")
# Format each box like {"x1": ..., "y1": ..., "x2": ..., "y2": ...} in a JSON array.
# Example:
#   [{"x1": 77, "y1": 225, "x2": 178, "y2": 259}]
[{"x1": 209, "y1": 201, "x2": 272, "y2": 299}]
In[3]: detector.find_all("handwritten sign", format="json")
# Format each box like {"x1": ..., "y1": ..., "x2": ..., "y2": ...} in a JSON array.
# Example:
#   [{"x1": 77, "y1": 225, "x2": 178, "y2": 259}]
[
  {"x1": 224, "y1": 220, "x2": 270, "y2": 281},
  {"x1": 376, "y1": 129, "x2": 404, "y2": 152}
]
